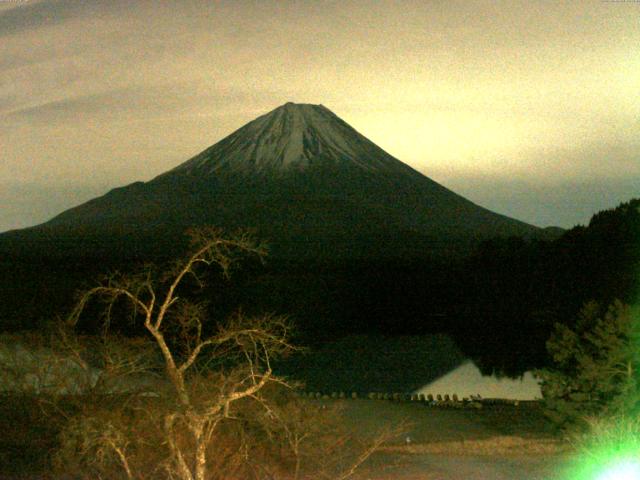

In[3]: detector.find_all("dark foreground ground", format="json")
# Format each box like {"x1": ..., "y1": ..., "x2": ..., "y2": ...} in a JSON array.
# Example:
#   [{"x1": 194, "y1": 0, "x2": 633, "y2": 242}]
[
  {"x1": 336, "y1": 399, "x2": 571, "y2": 479},
  {"x1": 0, "y1": 396, "x2": 572, "y2": 479}
]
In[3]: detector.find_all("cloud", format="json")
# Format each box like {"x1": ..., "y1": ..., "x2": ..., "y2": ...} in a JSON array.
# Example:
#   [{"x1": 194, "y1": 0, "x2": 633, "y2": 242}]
[
  {"x1": 0, "y1": 0, "x2": 637, "y2": 232},
  {"x1": 0, "y1": 0, "x2": 146, "y2": 37},
  {"x1": 3, "y1": 87, "x2": 181, "y2": 123},
  {"x1": 1, "y1": 83, "x2": 287, "y2": 127},
  {"x1": 0, "y1": 0, "x2": 82, "y2": 37}
]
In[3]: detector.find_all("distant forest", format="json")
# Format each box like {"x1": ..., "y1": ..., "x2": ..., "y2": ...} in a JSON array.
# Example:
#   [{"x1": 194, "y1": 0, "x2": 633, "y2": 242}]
[
  {"x1": 452, "y1": 198, "x2": 640, "y2": 375},
  {"x1": 1, "y1": 198, "x2": 638, "y2": 377}
]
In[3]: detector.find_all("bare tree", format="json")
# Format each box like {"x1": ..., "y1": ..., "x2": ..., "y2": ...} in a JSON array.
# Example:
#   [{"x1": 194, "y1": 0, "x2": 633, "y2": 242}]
[
  {"x1": 57, "y1": 227, "x2": 402, "y2": 480},
  {"x1": 66, "y1": 228, "x2": 297, "y2": 480}
]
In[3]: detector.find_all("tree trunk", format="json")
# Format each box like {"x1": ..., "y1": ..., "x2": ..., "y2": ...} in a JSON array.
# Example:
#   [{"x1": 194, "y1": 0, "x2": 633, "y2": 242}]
[{"x1": 193, "y1": 421, "x2": 207, "y2": 480}]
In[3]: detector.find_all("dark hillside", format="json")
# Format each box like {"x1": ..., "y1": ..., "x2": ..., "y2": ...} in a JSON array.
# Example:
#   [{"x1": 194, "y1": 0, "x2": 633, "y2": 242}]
[{"x1": 451, "y1": 198, "x2": 640, "y2": 376}]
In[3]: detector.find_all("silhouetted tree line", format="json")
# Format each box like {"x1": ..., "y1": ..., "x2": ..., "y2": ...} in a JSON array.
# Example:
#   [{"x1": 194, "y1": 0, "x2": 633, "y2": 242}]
[
  {"x1": 0, "y1": 199, "x2": 637, "y2": 378},
  {"x1": 451, "y1": 198, "x2": 640, "y2": 376}
]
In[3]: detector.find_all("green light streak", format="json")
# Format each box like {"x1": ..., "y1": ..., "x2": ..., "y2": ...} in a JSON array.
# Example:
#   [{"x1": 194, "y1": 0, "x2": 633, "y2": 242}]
[
  {"x1": 566, "y1": 453, "x2": 640, "y2": 480},
  {"x1": 594, "y1": 459, "x2": 640, "y2": 480},
  {"x1": 561, "y1": 415, "x2": 640, "y2": 480}
]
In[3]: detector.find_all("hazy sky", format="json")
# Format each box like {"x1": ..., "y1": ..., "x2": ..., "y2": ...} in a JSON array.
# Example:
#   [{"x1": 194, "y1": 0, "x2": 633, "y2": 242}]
[{"x1": 1, "y1": 0, "x2": 638, "y2": 232}]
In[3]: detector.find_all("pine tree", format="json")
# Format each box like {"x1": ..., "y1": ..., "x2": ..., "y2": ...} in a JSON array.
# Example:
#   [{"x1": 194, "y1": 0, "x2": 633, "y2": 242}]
[{"x1": 536, "y1": 300, "x2": 640, "y2": 428}]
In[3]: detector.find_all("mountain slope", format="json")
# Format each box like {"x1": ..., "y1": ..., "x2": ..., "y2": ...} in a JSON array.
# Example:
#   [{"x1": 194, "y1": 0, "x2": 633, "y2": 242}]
[{"x1": 1, "y1": 102, "x2": 545, "y2": 260}]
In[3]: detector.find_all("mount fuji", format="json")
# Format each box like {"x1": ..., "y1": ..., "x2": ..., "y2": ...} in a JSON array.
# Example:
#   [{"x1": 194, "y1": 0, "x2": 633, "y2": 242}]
[{"x1": 1, "y1": 103, "x2": 547, "y2": 260}]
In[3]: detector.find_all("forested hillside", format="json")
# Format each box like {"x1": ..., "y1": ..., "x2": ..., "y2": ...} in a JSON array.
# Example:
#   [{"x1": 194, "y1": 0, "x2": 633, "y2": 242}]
[{"x1": 452, "y1": 198, "x2": 640, "y2": 375}]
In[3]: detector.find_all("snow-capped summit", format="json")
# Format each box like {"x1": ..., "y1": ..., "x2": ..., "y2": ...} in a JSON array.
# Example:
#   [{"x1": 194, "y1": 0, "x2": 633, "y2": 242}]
[{"x1": 166, "y1": 102, "x2": 414, "y2": 178}]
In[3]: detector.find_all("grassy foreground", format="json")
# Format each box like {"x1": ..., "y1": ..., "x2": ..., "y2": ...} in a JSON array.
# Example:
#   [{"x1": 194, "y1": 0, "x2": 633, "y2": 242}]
[{"x1": 0, "y1": 395, "x2": 567, "y2": 479}]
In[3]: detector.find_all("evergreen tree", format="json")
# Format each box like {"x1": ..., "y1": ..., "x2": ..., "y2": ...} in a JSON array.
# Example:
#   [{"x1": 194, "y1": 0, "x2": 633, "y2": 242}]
[{"x1": 537, "y1": 300, "x2": 640, "y2": 428}]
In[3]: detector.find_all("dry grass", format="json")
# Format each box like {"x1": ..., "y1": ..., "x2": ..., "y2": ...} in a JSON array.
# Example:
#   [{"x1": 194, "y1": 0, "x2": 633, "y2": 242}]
[
  {"x1": 0, "y1": 395, "x2": 568, "y2": 478},
  {"x1": 381, "y1": 435, "x2": 570, "y2": 456}
]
